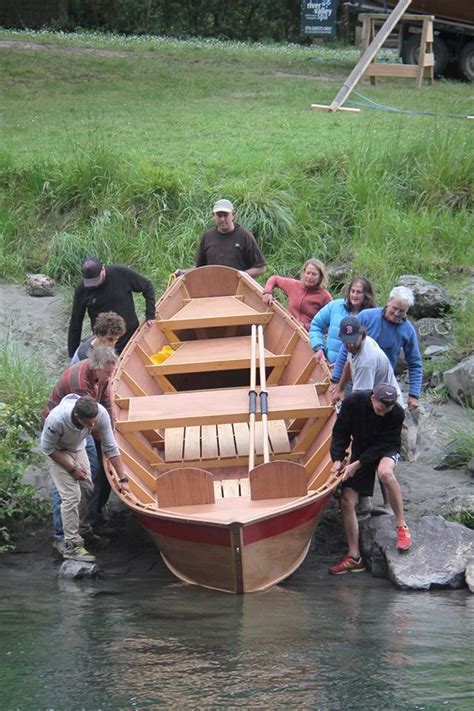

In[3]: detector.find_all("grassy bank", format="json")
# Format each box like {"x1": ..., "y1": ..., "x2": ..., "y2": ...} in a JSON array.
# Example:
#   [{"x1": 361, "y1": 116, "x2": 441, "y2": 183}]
[
  {"x1": 0, "y1": 344, "x2": 52, "y2": 550},
  {"x1": 1, "y1": 30, "x2": 473, "y2": 300}
]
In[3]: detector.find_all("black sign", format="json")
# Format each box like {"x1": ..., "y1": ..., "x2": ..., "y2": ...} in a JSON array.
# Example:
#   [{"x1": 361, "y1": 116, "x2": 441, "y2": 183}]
[{"x1": 300, "y1": 0, "x2": 337, "y2": 37}]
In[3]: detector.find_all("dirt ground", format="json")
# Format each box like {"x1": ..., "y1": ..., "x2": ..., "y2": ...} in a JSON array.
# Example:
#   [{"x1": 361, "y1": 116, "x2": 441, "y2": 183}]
[{"x1": 1, "y1": 281, "x2": 472, "y2": 570}]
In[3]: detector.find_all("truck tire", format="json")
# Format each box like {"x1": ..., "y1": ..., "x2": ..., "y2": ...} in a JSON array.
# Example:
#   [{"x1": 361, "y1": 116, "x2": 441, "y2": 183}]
[
  {"x1": 401, "y1": 35, "x2": 449, "y2": 77},
  {"x1": 458, "y1": 41, "x2": 474, "y2": 81}
]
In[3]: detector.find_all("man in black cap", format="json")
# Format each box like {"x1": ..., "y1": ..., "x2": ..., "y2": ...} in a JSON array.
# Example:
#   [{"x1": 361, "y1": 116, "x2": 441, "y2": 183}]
[
  {"x1": 328, "y1": 383, "x2": 412, "y2": 575},
  {"x1": 67, "y1": 258, "x2": 156, "y2": 358}
]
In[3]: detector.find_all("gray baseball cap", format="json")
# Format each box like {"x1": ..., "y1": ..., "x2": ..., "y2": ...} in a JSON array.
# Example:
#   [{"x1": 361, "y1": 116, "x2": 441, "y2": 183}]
[{"x1": 212, "y1": 199, "x2": 234, "y2": 213}]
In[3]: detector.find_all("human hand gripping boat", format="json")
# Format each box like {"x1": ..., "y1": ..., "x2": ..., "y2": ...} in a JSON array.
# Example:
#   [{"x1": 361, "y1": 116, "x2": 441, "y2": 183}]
[{"x1": 106, "y1": 266, "x2": 343, "y2": 593}]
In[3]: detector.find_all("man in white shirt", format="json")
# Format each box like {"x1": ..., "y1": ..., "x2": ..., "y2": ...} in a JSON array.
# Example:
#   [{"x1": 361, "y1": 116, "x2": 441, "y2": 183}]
[
  {"x1": 41, "y1": 394, "x2": 130, "y2": 563},
  {"x1": 330, "y1": 316, "x2": 403, "y2": 406}
]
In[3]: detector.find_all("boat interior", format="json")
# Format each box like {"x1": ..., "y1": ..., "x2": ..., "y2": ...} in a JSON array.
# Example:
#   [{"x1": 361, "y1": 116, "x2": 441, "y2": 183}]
[{"x1": 111, "y1": 267, "x2": 337, "y2": 516}]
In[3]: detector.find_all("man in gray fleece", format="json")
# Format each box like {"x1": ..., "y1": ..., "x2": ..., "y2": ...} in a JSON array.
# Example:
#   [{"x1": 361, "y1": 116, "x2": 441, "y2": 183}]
[{"x1": 41, "y1": 394, "x2": 130, "y2": 563}]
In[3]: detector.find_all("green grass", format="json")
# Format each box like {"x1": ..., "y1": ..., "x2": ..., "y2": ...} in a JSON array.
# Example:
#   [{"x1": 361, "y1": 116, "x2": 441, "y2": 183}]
[
  {"x1": 1, "y1": 29, "x2": 473, "y2": 304},
  {"x1": 0, "y1": 343, "x2": 52, "y2": 550}
]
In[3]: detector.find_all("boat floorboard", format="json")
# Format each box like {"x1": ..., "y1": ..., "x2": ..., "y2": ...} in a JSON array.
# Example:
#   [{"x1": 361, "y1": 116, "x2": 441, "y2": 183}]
[{"x1": 154, "y1": 494, "x2": 312, "y2": 525}]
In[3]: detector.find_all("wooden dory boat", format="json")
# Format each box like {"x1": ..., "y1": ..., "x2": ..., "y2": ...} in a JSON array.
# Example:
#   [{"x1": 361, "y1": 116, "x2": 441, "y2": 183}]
[{"x1": 107, "y1": 266, "x2": 341, "y2": 593}]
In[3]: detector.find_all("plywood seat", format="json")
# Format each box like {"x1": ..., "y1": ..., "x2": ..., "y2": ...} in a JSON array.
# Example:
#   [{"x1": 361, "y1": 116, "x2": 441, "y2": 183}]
[
  {"x1": 116, "y1": 384, "x2": 332, "y2": 433},
  {"x1": 164, "y1": 420, "x2": 291, "y2": 463},
  {"x1": 156, "y1": 296, "x2": 272, "y2": 330},
  {"x1": 145, "y1": 336, "x2": 290, "y2": 377}
]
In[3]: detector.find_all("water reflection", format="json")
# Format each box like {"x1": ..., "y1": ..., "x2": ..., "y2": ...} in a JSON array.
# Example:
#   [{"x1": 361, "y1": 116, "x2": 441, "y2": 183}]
[{"x1": 1, "y1": 571, "x2": 473, "y2": 709}]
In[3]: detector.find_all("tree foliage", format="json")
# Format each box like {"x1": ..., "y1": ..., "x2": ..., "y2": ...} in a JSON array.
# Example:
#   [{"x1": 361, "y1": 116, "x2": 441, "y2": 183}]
[{"x1": 66, "y1": 0, "x2": 303, "y2": 41}]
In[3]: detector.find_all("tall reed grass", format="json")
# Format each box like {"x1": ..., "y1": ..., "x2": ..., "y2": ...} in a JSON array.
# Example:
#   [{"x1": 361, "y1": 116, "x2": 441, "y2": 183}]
[{"x1": 1, "y1": 122, "x2": 472, "y2": 299}]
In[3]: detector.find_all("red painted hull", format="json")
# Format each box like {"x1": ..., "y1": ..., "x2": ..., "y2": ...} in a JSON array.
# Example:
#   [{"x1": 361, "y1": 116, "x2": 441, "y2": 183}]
[{"x1": 135, "y1": 493, "x2": 331, "y2": 593}]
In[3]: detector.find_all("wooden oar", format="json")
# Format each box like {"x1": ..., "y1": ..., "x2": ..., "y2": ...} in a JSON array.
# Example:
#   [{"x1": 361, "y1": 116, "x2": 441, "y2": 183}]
[
  {"x1": 249, "y1": 325, "x2": 308, "y2": 500},
  {"x1": 248, "y1": 324, "x2": 257, "y2": 472},
  {"x1": 257, "y1": 324, "x2": 270, "y2": 463}
]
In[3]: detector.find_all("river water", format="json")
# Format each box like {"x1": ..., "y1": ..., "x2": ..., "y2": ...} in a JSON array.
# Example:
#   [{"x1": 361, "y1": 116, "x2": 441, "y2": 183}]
[{"x1": 1, "y1": 564, "x2": 473, "y2": 710}]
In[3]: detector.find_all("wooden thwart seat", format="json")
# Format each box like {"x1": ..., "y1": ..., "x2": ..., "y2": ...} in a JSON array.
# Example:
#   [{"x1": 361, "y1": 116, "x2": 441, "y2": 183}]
[
  {"x1": 117, "y1": 384, "x2": 331, "y2": 432},
  {"x1": 156, "y1": 296, "x2": 272, "y2": 331},
  {"x1": 145, "y1": 336, "x2": 289, "y2": 376},
  {"x1": 164, "y1": 420, "x2": 291, "y2": 463}
]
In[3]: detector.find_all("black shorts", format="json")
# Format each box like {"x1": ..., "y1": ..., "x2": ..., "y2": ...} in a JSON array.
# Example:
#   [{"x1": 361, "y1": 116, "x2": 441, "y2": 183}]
[{"x1": 341, "y1": 454, "x2": 400, "y2": 497}]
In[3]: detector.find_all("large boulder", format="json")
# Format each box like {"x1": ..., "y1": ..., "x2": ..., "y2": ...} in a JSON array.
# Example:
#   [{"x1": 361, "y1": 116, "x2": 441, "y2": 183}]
[
  {"x1": 443, "y1": 356, "x2": 474, "y2": 406},
  {"x1": 360, "y1": 515, "x2": 474, "y2": 590},
  {"x1": 398, "y1": 275, "x2": 451, "y2": 318},
  {"x1": 25, "y1": 273, "x2": 56, "y2": 297},
  {"x1": 415, "y1": 317, "x2": 453, "y2": 354}
]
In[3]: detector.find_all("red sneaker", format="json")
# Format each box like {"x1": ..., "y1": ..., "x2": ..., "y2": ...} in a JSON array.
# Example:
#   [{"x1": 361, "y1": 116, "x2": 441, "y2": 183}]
[
  {"x1": 396, "y1": 524, "x2": 412, "y2": 551},
  {"x1": 329, "y1": 554, "x2": 366, "y2": 575}
]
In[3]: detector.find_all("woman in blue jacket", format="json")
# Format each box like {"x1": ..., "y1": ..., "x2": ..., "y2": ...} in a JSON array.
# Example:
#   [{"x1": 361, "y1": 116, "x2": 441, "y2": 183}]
[{"x1": 309, "y1": 277, "x2": 375, "y2": 364}]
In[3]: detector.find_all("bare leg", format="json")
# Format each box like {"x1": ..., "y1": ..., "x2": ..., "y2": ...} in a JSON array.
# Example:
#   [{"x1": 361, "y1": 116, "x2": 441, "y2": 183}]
[
  {"x1": 340, "y1": 487, "x2": 361, "y2": 558},
  {"x1": 377, "y1": 457, "x2": 406, "y2": 527}
]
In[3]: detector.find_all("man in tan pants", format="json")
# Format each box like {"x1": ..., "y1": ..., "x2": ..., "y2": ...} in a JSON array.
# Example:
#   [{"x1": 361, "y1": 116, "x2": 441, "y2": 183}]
[{"x1": 41, "y1": 394, "x2": 130, "y2": 562}]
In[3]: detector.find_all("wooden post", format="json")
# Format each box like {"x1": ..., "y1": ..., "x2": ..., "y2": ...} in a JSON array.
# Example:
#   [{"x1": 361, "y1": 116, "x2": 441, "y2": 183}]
[
  {"x1": 329, "y1": 0, "x2": 412, "y2": 112},
  {"x1": 416, "y1": 17, "x2": 434, "y2": 89}
]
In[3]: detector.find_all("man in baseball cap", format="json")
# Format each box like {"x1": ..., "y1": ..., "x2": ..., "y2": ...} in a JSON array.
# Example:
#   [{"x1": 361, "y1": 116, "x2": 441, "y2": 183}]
[
  {"x1": 328, "y1": 383, "x2": 412, "y2": 575},
  {"x1": 330, "y1": 316, "x2": 403, "y2": 406},
  {"x1": 175, "y1": 198, "x2": 266, "y2": 278},
  {"x1": 68, "y1": 258, "x2": 156, "y2": 358}
]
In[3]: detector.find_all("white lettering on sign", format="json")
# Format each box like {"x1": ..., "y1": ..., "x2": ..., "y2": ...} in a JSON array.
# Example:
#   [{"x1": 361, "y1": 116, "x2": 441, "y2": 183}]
[{"x1": 306, "y1": 1, "x2": 333, "y2": 21}]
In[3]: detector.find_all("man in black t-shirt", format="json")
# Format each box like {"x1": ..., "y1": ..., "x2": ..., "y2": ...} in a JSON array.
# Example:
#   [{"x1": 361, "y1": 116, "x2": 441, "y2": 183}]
[
  {"x1": 176, "y1": 199, "x2": 266, "y2": 278},
  {"x1": 328, "y1": 384, "x2": 412, "y2": 576}
]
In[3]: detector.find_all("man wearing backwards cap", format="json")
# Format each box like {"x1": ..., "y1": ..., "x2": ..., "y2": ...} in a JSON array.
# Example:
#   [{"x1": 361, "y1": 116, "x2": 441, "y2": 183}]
[
  {"x1": 328, "y1": 383, "x2": 412, "y2": 575},
  {"x1": 67, "y1": 258, "x2": 156, "y2": 358},
  {"x1": 192, "y1": 198, "x2": 265, "y2": 277},
  {"x1": 330, "y1": 316, "x2": 403, "y2": 407}
]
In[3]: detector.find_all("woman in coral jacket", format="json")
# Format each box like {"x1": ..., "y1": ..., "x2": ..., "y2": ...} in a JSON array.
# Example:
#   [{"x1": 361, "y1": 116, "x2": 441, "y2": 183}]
[
  {"x1": 262, "y1": 259, "x2": 332, "y2": 331},
  {"x1": 309, "y1": 276, "x2": 375, "y2": 364}
]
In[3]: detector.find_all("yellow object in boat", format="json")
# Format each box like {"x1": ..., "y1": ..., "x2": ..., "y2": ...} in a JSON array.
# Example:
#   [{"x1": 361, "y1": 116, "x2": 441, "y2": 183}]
[{"x1": 150, "y1": 345, "x2": 174, "y2": 364}]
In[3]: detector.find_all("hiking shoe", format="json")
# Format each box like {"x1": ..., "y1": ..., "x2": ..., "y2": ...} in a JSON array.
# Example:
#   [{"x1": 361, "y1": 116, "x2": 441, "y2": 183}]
[
  {"x1": 396, "y1": 524, "x2": 412, "y2": 552},
  {"x1": 63, "y1": 544, "x2": 96, "y2": 563},
  {"x1": 329, "y1": 554, "x2": 366, "y2": 575}
]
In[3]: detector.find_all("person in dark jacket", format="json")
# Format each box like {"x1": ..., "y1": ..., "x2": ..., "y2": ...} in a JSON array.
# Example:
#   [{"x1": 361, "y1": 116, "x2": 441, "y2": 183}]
[
  {"x1": 67, "y1": 258, "x2": 156, "y2": 358},
  {"x1": 328, "y1": 384, "x2": 412, "y2": 575}
]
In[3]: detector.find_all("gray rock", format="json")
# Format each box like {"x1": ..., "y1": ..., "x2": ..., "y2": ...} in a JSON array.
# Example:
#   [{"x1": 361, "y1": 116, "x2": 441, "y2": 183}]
[
  {"x1": 400, "y1": 408, "x2": 421, "y2": 462},
  {"x1": 467, "y1": 457, "x2": 474, "y2": 476},
  {"x1": 441, "y1": 494, "x2": 474, "y2": 516},
  {"x1": 398, "y1": 275, "x2": 451, "y2": 319},
  {"x1": 466, "y1": 558, "x2": 474, "y2": 593},
  {"x1": 433, "y1": 440, "x2": 470, "y2": 470},
  {"x1": 424, "y1": 345, "x2": 450, "y2": 358},
  {"x1": 416, "y1": 318, "x2": 453, "y2": 353},
  {"x1": 25, "y1": 273, "x2": 56, "y2": 297},
  {"x1": 326, "y1": 264, "x2": 352, "y2": 292},
  {"x1": 443, "y1": 356, "x2": 474, "y2": 406},
  {"x1": 59, "y1": 560, "x2": 99, "y2": 579},
  {"x1": 360, "y1": 515, "x2": 474, "y2": 590}
]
